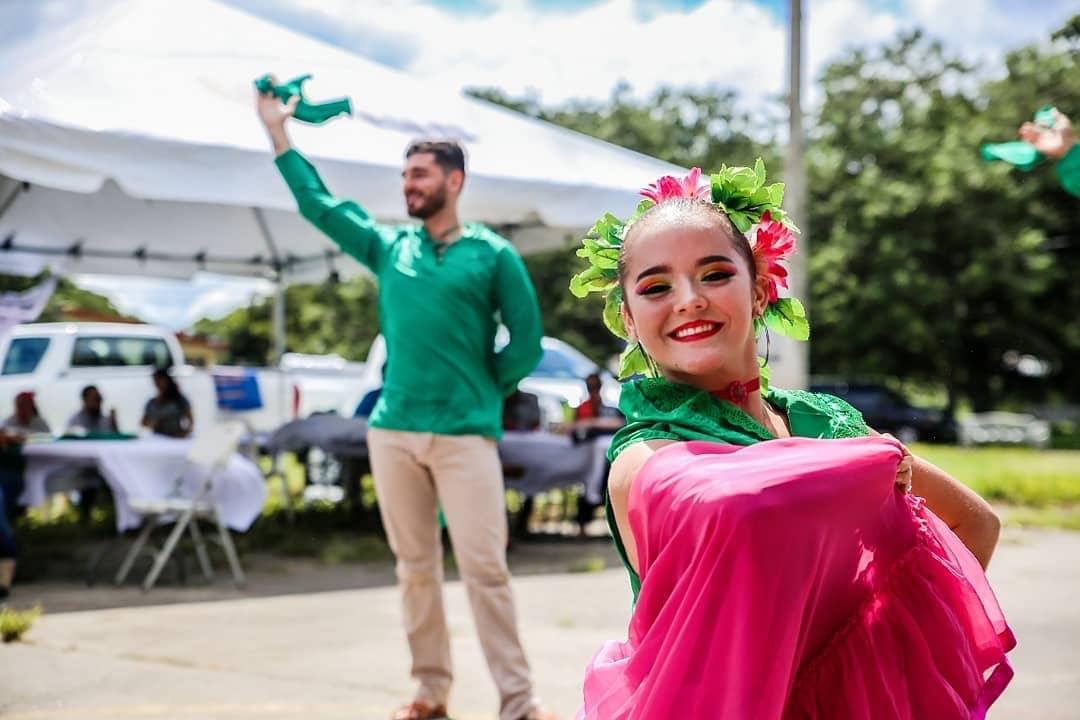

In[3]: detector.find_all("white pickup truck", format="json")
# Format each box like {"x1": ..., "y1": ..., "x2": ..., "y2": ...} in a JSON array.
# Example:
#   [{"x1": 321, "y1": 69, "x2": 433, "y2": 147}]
[{"x1": 0, "y1": 322, "x2": 369, "y2": 437}]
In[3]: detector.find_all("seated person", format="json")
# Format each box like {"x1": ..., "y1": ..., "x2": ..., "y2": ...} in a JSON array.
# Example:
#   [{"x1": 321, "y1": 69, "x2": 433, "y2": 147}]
[
  {"x1": 503, "y1": 388, "x2": 542, "y2": 432},
  {"x1": 2, "y1": 391, "x2": 51, "y2": 436},
  {"x1": 571, "y1": 373, "x2": 624, "y2": 531},
  {"x1": 65, "y1": 385, "x2": 116, "y2": 518},
  {"x1": 569, "y1": 373, "x2": 624, "y2": 441},
  {"x1": 142, "y1": 369, "x2": 193, "y2": 438},
  {"x1": 67, "y1": 385, "x2": 119, "y2": 435}
]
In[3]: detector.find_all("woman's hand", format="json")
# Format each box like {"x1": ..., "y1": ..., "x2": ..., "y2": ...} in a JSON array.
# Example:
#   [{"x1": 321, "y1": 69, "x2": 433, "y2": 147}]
[{"x1": 877, "y1": 432, "x2": 914, "y2": 492}]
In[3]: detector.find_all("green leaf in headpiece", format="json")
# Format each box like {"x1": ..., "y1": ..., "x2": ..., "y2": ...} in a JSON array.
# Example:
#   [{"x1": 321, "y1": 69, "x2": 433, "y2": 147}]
[
  {"x1": 603, "y1": 286, "x2": 628, "y2": 339},
  {"x1": 589, "y1": 212, "x2": 625, "y2": 245},
  {"x1": 617, "y1": 342, "x2": 652, "y2": 380},
  {"x1": 727, "y1": 209, "x2": 755, "y2": 233},
  {"x1": 753, "y1": 157, "x2": 766, "y2": 188},
  {"x1": 766, "y1": 182, "x2": 785, "y2": 208},
  {"x1": 578, "y1": 237, "x2": 619, "y2": 270},
  {"x1": 569, "y1": 265, "x2": 615, "y2": 298},
  {"x1": 763, "y1": 297, "x2": 810, "y2": 341},
  {"x1": 730, "y1": 166, "x2": 762, "y2": 196},
  {"x1": 629, "y1": 198, "x2": 655, "y2": 224},
  {"x1": 758, "y1": 355, "x2": 772, "y2": 395}
]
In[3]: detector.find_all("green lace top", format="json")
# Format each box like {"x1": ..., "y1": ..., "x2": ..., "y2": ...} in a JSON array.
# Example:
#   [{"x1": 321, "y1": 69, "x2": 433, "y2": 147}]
[{"x1": 605, "y1": 378, "x2": 870, "y2": 601}]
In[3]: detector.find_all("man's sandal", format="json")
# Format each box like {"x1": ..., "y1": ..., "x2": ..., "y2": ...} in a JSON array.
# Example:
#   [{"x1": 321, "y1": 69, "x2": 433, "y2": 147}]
[{"x1": 390, "y1": 700, "x2": 450, "y2": 720}]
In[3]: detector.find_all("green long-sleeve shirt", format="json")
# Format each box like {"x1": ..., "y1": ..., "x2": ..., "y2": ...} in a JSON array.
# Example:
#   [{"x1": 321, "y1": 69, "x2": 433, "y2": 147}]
[
  {"x1": 275, "y1": 149, "x2": 543, "y2": 438},
  {"x1": 1056, "y1": 144, "x2": 1080, "y2": 198}
]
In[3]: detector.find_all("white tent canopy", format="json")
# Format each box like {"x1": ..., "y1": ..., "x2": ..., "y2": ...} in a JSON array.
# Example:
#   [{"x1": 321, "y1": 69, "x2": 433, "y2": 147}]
[{"x1": 0, "y1": 0, "x2": 684, "y2": 282}]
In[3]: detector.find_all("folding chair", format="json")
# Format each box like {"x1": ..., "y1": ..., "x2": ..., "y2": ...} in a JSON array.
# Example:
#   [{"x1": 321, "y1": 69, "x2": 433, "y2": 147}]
[{"x1": 114, "y1": 422, "x2": 248, "y2": 591}]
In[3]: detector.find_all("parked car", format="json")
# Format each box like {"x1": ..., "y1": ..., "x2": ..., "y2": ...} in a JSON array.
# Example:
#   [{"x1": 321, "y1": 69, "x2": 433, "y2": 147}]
[
  {"x1": 519, "y1": 337, "x2": 620, "y2": 416},
  {"x1": 958, "y1": 412, "x2": 1051, "y2": 449},
  {"x1": 0, "y1": 322, "x2": 369, "y2": 437},
  {"x1": 809, "y1": 381, "x2": 957, "y2": 444}
]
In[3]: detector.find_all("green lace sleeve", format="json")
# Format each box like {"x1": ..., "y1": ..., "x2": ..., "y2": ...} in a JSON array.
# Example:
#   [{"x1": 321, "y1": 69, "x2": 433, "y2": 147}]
[{"x1": 807, "y1": 391, "x2": 870, "y2": 439}]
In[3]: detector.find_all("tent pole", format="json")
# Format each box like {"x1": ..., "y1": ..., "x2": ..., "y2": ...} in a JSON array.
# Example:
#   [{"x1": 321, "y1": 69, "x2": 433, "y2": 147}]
[
  {"x1": 252, "y1": 207, "x2": 286, "y2": 364},
  {"x1": 782, "y1": 0, "x2": 809, "y2": 389},
  {"x1": 272, "y1": 274, "x2": 286, "y2": 364}
]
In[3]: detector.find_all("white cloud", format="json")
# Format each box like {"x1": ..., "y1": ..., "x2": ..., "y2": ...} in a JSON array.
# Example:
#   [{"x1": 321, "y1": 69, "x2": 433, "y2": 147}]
[
  {"x1": 74, "y1": 273, "x2": 274, "y2": 330},
  {"x1": 226, "y1": 0, "x2": 1076, "y2": 107}
]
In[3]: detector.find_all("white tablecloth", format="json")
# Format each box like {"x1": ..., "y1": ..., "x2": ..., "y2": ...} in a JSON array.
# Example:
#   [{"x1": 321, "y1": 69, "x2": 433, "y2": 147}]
[
  {"x1": 18, "y1": 437, "x2": 267, "y2": 532},
  {"x1": 499, "y1": 431, "x2": 612, "y2": 503}
]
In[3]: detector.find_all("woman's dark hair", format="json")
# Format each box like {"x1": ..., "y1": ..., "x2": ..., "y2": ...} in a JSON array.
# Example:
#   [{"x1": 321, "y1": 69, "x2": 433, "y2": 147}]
[
  {"x1": 616, "y1": 198, "x2": 756, "y2": 290},
  {"x1": 152, "y1": 368, "x2": 183, "y2": 401}
]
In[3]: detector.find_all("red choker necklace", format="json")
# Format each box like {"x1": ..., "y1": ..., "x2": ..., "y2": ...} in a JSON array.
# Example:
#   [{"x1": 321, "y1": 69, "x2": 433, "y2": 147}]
[{"x1": 709, "y1": 377, "x2": 760, "y2": 404}]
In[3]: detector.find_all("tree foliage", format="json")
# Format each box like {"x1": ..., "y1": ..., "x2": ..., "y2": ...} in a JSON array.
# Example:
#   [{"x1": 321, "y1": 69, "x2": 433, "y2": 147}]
[
  {"x1": 194, "y1": 276, "x2": 380, "y2": 365},
  {"x1": 0, "y1": 272, "x2": 139, "y2": 323},
  {"x1": 807, "y1": 27, "x2": 1079, "y2": 410}
]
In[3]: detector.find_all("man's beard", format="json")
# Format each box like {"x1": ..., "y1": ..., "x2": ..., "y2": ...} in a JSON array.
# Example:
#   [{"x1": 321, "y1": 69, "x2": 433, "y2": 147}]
[{"x1": 406, "y1": 185, "x2": 448, "y2": 219}]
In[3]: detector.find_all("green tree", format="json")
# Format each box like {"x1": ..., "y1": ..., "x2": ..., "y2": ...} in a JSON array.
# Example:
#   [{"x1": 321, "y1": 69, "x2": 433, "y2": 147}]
[
  {"x1": 193, "y1": 275, "x2": 380, "y2": 364},
  {"x1": 0, "y1": 272, "x2": 140, "y2": 323},
  {"x1": 807, "y1": 28, "x2": 1079, "y2": 411}
]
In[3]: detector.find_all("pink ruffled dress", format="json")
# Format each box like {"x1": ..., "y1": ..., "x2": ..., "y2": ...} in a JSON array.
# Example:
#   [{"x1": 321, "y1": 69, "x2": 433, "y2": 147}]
[{"x1": 579, "y1": 436, "x2": 1014, "y2": 719}]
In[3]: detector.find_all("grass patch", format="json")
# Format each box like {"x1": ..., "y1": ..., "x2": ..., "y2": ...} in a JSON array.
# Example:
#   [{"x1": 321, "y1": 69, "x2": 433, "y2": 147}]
[
  {"x1": 568, "y1": 556, "x2": 607, "y2": 573},
  {"x1": 1, "y1": 605, "x2": 42, "y2": 643},
  {"x1": 997, "y1": 505, "x2": 1080, "y2": 531},
  {"x1": 912, "y1": 444, "x2": 1080, "y2": 507}
]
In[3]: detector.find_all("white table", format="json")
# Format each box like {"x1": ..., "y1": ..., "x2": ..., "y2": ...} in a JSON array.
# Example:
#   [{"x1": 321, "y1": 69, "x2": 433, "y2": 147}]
[{"x1": 18, "y1": 437, "x2": 267, "y2": 532}]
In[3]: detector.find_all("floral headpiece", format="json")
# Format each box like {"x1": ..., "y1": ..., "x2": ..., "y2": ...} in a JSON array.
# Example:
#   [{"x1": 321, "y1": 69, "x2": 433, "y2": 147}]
[{"x1": 570, "y1": 159, "x2": 809, "y2": 381}]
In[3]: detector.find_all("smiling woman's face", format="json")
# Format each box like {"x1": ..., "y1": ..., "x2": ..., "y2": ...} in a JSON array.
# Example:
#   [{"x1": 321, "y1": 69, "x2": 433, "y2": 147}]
[{"x1": 620, "y1": 209, "x2": 769, "y2": 389}]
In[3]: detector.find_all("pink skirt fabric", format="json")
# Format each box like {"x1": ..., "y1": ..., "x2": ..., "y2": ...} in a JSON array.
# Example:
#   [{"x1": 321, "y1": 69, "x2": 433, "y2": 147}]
[{"x1": 579, "y1": 436, "x2": 1014, "y2": 720}]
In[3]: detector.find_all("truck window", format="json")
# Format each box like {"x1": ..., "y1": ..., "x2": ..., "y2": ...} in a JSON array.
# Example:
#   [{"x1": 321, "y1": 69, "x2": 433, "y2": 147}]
[
  {"x1": 1, "y1": 337, "x2": 51, "y2": 375},
  {"x1": 71, "y1": 336, "x2": 173, "y2": 368}
]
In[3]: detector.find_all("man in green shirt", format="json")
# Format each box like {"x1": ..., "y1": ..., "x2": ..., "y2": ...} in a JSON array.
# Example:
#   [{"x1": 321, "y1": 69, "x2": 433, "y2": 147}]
[{"x1": 257, "y1": 90, "x2": 551, "y2": 720}]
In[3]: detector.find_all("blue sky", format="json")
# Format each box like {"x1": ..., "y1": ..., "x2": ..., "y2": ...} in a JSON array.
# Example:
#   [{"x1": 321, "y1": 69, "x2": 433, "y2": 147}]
[{"x1": 74, "y1": 0, "x2": 1076, "y2": 329}]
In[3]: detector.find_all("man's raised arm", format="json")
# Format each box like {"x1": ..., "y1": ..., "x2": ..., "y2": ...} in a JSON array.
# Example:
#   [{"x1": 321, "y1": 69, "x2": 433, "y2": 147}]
[{"x1": 256, "y1": 86, "x2": 391, "y2": 273}]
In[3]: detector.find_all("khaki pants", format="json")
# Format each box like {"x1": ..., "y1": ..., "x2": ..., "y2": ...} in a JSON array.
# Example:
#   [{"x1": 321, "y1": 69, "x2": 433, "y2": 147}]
[{"x1": 367, "y1": 427, "x2": 537, "y2": 720}]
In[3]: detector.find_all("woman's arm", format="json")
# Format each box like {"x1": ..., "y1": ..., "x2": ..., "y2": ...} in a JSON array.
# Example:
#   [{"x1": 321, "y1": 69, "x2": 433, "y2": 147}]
[
  {"x1": 608, "y1": 439, "x2": 677, "y2": 574},
  {"x1": 910, "y1": 454, "x2": 1001, "y2": 569},
  {"x1": 871, "y1": 428, "x2": 1000, "y2": 568}
]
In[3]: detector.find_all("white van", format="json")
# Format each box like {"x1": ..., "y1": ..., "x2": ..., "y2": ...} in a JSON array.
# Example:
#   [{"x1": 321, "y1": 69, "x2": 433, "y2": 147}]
[{"x1": 0, "y1": 323, "x2": 368, "y2": 436}]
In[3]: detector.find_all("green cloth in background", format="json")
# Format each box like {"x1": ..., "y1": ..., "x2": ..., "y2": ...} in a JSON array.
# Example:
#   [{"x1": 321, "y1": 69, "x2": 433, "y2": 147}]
[{"x1": 1055, "y1": 144, "x2": 1080, "y2": 198}]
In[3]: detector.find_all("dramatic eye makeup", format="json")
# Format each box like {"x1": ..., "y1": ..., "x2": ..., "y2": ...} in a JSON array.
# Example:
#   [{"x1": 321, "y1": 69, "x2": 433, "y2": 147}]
[
  {"x1": 633, "y1": 254, "x2": 737, "y2": 295},
  {"x1": 637, "y1": 280, "x2": 669, "y2": 295}
]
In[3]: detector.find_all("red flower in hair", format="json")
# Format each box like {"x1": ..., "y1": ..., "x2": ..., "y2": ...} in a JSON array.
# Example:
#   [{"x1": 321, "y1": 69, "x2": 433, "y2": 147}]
[
  {"x1": 640, "y1": 167, "x2": 711, "y2": 204},
  {"x1": 750, "y1": 211, "x2": 797, "y2": 303}
]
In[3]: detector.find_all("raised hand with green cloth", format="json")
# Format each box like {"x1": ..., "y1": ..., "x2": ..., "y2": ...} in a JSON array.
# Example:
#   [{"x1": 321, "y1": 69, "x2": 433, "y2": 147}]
[
  {"x1": 982, "y1": 106, "x2": 1080, "y2": 197},
  {"x1": 253, "y1": 73, "x2": 351, "y2": 125}
]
